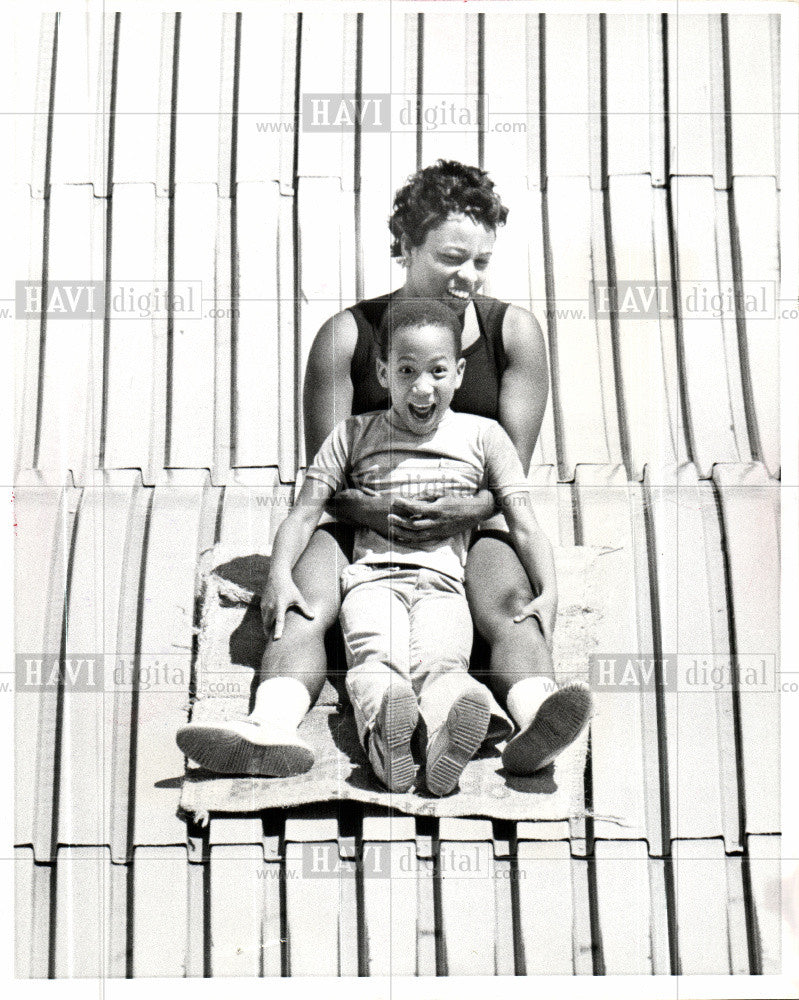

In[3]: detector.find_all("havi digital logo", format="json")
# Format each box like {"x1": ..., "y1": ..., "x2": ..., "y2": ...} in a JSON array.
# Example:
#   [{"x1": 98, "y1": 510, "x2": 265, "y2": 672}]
[{"x1": 17, "y1": 281, "x2": 103, "y2": 319}]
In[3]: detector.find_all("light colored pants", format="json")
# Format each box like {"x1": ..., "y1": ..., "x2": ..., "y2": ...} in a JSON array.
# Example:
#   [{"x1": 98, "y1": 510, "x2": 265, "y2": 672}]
[{"x1": 340, "y1": 563, "x2": 492, "y2": 750}]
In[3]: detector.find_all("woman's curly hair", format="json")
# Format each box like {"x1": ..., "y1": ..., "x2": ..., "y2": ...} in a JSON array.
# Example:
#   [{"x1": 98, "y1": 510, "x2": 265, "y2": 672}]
[{"x1": 388, "y1": 160, "x2": 509, "y2": 258}]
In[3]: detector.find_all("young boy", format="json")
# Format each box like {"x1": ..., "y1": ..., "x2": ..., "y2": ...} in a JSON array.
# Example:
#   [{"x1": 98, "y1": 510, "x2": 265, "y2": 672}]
[{"x1": 178, "y1": 300, "x2": 591, "y2": 793}]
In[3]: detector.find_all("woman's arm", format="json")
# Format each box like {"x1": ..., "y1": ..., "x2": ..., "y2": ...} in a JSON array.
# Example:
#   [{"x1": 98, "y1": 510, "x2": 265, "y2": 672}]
[
  {"x1": 301, "y1": 308, "x2": 412, "y2": 536},
  {"x1": 383, "y1": 491, "x2": 497, "y2": 543},
  {"x1": 502, "y1": 493, "x2": 558, "y2": 648},
  {"x1": 262, "y1": 478, "x2": 332, "y2": 638},
  {"x1": 302, "y1": 310, "x2": 358, "y2": 463},
  {"x1": 301, "y1": 309, "x2": 377, "y2": 528},
  {"x1": 498, "y1": 305, "x2": 550, "y2": 476}
]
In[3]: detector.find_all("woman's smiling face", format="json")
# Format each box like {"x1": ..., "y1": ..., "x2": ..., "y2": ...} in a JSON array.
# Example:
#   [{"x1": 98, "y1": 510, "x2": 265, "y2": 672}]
[{"x1": 401, "y1": 213, "x2": 496, "y2": 313}]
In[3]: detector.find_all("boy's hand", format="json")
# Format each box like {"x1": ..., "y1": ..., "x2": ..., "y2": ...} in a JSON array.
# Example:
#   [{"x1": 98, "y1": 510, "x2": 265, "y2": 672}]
[
  {"x1": 261, "y1": 575, "x2": 314, "y2": 640},
  {"x1": 513, "y1": 592, "x2": 557, "y2": 650}
]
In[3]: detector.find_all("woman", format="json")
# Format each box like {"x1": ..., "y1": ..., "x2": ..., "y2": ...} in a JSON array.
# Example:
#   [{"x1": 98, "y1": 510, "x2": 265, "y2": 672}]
[{"x1": 178, "y1": 160, "x2": 592, "y2": 779}]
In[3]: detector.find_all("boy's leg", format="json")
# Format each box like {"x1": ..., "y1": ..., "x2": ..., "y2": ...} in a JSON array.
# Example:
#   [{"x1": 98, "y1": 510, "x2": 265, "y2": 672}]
[
  {"x1": 410, "y1": 571, "x2": 491, "y2": 795},
  {"x1": 465, "y1": 532, "x2": 592, "y2": 774},
  {"x1": 340, "y1": 567, "x2": 412, "y2": 744},
  {"x1": 176, "y1": 525, "x2": 348, "y2": 776},
  {"x1": 340, "y1": 567, "x2": 418, "y2": 793}
]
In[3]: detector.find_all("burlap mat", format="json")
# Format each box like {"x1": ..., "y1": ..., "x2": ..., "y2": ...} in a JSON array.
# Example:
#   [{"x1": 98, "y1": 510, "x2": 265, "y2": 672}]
[{"x1": 179, "y1": 545, "x2": 608, "y2": 824}]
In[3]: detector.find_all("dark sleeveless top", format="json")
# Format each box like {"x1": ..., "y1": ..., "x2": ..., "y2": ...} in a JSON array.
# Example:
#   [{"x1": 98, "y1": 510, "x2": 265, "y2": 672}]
[{"x1": 348, "y1": 292, "x2": 510, "y2": 420}]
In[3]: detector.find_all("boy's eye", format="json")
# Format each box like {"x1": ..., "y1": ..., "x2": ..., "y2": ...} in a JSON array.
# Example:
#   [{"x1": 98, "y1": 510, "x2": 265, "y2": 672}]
[
  {"x1": 398, "y1": 366, "x2": 414, "y2": 376},
  {"x1": 433, "y1": 367, "x2": 448, "y2": 377},
  {"x1": 475, "y1": 258, "x2": 490, "y2": 270}
]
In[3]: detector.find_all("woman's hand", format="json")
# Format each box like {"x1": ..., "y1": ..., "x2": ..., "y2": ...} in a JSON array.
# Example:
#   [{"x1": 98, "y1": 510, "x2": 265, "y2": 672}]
[
  {"x1": 331, "y1": 488, "x2": 395, "y2": 537},
  {"x1": 387, "y1": 491, "x2": 496, "y2": 543},
  {"x1": 333, "y1": 488, "x2": 495, "y2": 542},
  {"x1": 261, "y1": 574, "x2": 314, "y2": 640},
  {"x1": 513, "y1": 591, "x2": 557, "y2": 651}
]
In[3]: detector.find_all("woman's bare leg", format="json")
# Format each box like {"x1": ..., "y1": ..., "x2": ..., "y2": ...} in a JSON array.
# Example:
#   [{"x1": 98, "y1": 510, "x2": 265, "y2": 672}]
[
  {"x1": 464, "y1": 532, "x2": 553, "y2": 702},
  {"x1": 257, "y1": 523, "x2": 351, "y2": 703},
  {"x1": 175, "y1": 524, "x2": 351, "y2": 776},
  {"x1": 465, "y1": 532, "x2": 591, "y2": 774}
]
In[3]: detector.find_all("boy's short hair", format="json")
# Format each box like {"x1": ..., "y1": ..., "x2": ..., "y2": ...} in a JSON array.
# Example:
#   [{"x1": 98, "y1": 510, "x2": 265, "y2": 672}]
[{"x1": 376, "y1": 299, "x2": 463, "y2": 361}]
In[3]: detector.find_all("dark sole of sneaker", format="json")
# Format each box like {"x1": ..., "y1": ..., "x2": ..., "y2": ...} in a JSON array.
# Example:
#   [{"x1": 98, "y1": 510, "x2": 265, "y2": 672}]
[
  {"x1": 177, "y1": 726, "x2": 314, "y2": 777},
  {"x1": 379, "y1": 687, "x2": 419, "y2": 793},
  {"x1": 502, "y1": 685, "x2": 592, "y2": 775},
  {"x1": 426, "y1": 692, "x2": 491, "y2": 796}
]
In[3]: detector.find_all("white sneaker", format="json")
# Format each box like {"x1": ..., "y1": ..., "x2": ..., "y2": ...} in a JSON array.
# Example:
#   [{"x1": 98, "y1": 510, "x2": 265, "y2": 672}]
[
  {"x1": 502, "y1": 680, "x2": 593, "y2": 775},
  {"x1": 367, "y1": 684, "x2": 419, "y2": 793},
  {"x1": 176, "y1": 718, "x2": 314, "y2": 777},
  {"x1": 425, "y1": 688, "x2": 491, "y2": 796}
]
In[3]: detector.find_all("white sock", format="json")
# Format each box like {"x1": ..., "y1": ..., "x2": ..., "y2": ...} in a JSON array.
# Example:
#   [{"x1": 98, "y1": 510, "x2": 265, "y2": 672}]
[
  {"x1": 250, "y1": 676, "x2": 311, "y2": 730},
  {"x1": 506, "y1": 676, "x2": 556, "y2": 731}
]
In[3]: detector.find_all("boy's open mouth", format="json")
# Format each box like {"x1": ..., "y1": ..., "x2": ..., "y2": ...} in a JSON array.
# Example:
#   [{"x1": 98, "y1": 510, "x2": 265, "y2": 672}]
[{"x1": 408, "y1": 402, "x2": 435, "y2": 421}]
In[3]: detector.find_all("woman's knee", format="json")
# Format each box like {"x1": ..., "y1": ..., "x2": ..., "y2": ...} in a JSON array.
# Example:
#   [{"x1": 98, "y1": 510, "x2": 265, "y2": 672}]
[
  {"x1": 285, "y1": 590, "x2": 340, "y2": 637},
  {"x1": 465, "y1": 577, "x2": 550, "y2": 662},
  {"x1": 465, "y1": 536, "x2": 533, "y2": 625},
  {"x1": 289, "y1": 529, "x2": 347, "y2": 629},
  {"x1": 466, "y1": 581, "x2": 533, "y2": 640}
]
